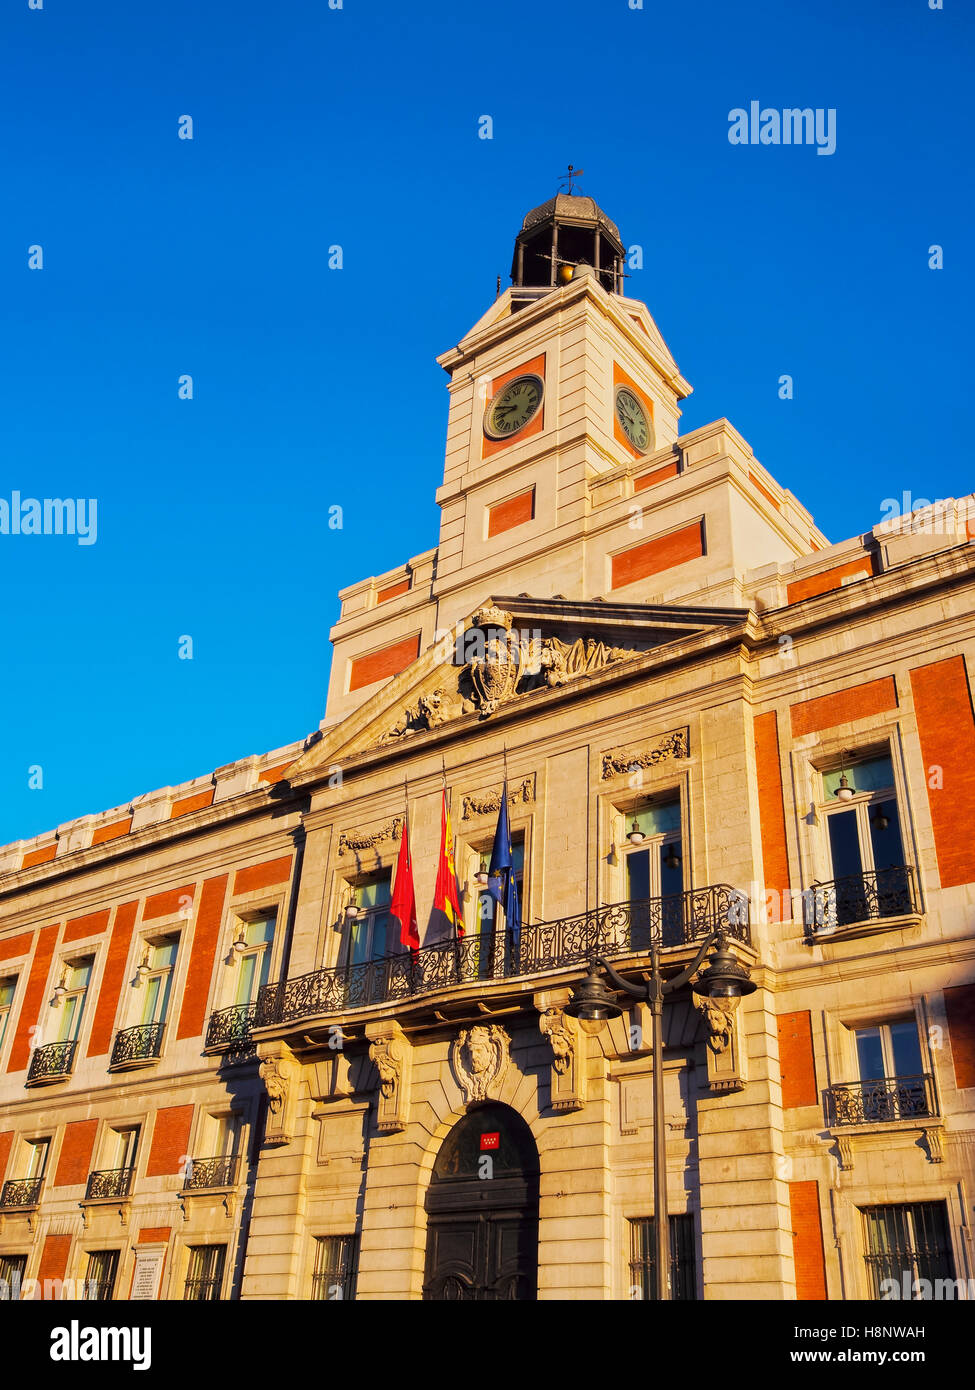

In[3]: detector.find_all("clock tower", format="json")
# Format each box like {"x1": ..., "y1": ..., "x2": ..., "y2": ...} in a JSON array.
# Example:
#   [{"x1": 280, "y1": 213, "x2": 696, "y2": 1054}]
[{"x1": 323, "y1": 190, "x2": 823, "y2": 727}]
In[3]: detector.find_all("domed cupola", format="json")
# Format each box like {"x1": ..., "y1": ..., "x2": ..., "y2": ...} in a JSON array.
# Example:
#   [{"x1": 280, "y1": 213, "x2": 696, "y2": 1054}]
[{"x1": 510, "y1": 171, "x2": 626, "y2": 302}]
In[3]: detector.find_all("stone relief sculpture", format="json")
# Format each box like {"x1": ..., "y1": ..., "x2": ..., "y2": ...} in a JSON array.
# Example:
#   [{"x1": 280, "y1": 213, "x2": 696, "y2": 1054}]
[
  {"x1": 259, "y1": 1046, "x2": 300, "y2": 1144},
  {"x1": 338, "y1": 816, "x2": 404, "y2": 854},
  {"x1": 377, "y1": 608, "x2": 645, "y2": 744},
  {"x1": 451, "y1": 1023, "x2": 510, "y2": 1105},
  {"x1": 601, "y1": 728, "x2": 689, "y2": 780},
  {"x1": 691, "y1": 991, "x2": 738, "y2": 1054},
  {"x1": 369, "y1": 1034, "x2": 403, "y2": 1101},
  {"x1": 462, "y1": 775, "x2": 535, "y2": 820},
  {"x1": 538, "y1": 1007, "x2": 574, "y2": 1074}
]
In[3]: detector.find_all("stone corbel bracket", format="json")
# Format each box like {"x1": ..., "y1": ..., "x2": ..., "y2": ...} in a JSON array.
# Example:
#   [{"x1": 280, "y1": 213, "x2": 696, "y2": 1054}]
[
  {"x1": 259, "y1": 1041, "x2": 301, "y2": 1146},
  {"x1": 366, "y1": 1020, "x2": 411, "y2": 1133},
  {"x1": 535, "y1": 989, "x2": 586, "y2": 1113},
  {"x1": 692, "y1": 990, "x2": 747, "y2": 1093}
]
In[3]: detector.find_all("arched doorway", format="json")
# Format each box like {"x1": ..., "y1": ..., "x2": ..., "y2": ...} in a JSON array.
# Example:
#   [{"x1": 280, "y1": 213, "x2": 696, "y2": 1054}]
[{"x1": 423, "y1": 1103, "x2": 540, "y2": 1300}]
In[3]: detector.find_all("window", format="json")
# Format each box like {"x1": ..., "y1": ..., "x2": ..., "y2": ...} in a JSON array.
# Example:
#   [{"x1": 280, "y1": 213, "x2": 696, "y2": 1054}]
[
  {"x1": 853, "y1": 1019, "x2": 930, "y2": 1120},
  {"x1": 186, "y1": 1114, "x2": 241, "y2": 1188},
  {"x1": 24, "y1": 1137, "x2": 50, "y2": 1180},
  {"x1": 138, "y1": 939, "x2": 178, "y2": 1027},
  {"x1": 233, "y1": 913, "x2": 276, "y2": 1007},
  {"x1": 862, "y1": 1202, "x2": 955, "y2": 1299},
  {"x1": 87, "y1": 1126, "x2": 139, "y2": 1200},
  {"x1": 345, "y1": 874, "x2": 392, "y2": 967},
  {"x1": 82, "y1": 1250, "x2": 119, "y2": 1301},
  {"x1": 470, "y1": 838, "x2": 525, "y2": 978},
  {"x1": 623, "y1": 799, "x2": 684, "y2": 947},
  {"x1": 311, "y1": 1235, "x2": 359, "y2": 1301},
  {"x1": 819, "y1": 755, "x2": 912, "y2": 926},
  {"x1": 628, "y1": 1215, "x2": 696, "y2": 1300},
  {"x1": 55, "y1": 959, "x2": 93, "y2": 1043},
  {"x1": 0, "y1": 1254, "x2": 27, "y2": 1300},
  {"x1": 0, "y1": 977, "x2": 16, "y2": 1053},
  {"x1": 183, "y1": 1245, "x2": 226, "y2": 1301}
]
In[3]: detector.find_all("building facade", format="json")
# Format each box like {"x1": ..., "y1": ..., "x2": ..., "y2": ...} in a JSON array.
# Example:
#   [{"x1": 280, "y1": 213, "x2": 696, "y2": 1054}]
[{"x1": 1, "y1": 193, "x2": 974, "y2": 1302}]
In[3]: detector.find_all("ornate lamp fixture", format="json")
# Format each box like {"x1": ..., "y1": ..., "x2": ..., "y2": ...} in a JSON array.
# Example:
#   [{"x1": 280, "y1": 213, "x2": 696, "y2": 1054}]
[
  {"x1": 51, "y1": 965, "x2": 69, "y2": 1004},
  {"x1": 834, "y1": 771, "x2": 855, "y2": 802}
]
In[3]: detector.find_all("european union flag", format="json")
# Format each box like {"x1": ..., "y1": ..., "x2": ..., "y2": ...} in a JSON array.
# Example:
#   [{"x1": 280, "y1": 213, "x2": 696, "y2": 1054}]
[{"x1": 488, "y1": 782, "x2": 521, "y2": 946}]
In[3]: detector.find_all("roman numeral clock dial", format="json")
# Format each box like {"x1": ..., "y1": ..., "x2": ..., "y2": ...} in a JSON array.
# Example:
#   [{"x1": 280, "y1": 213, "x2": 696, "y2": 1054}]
[
  {"x1": 615, "y1": 385, "x2": 653, "y2": 453},
  {"x1": 484, "y1": 374, "x2": 544, "y2": 440}
]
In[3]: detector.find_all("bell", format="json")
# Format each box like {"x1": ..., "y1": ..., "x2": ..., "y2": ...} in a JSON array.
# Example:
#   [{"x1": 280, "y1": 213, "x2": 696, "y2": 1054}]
[{"x1": 558, "y1": 263, "x2": 574, "y2": 284}]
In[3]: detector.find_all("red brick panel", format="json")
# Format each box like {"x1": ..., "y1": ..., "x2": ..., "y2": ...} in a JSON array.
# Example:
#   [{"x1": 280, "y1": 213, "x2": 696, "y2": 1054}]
[
  {"x1": 22, "y1": 843, "x2": 57, "y2": 868},
  {"x1": 610, "y1": 520, "x2": 704, "y2": 590},
  {"x1": 777, "y1": 1010, "x2": 818, "y2": 1108},
  {"x1": 86, "y1": 901, "x2": 139, "y2": 1058},
  {"x1": 790, "y1": 1181, "x2": 828, "y2": 1299},
  {"x1": 786, "y1": 557, "x2": 874, "y2": 604},
  {"x1": 6, "y1": 923, "x2": 59, "y2": 1073},
  {"x1": 143, "y1": 884, "x2": 195, "y2": 921},
  {"x1": 487, "y1": 488, "x2": 535, "y2": 538},
  {"x1": 789, "y1": 676, "x2": 897, "y2": 738},
  {"x1": 170, "y1": 788, "x2": 214, "y2": 820},
  {"x1": 754, "y1": 712, "x2": 791, "y2": 920},
  {"x1": 910, "y1": 657, "x2": 975, "y2": 888},
  {"x1": 634, "y1": 461, "x2": 679, "y2": 492},
  {"x1": 233, "y1": 856, "x2": 292, "y2": 897},
  {"x1": 176, "y1": 875, "x2": 229, "y2": 1040},
  {"x1": 0, "y1": 1131, "x2": 13, "y2": 1182},
  {"x1": 63, "y1": 909, "x2": 111, "y2": 943},
  {"x1": 348, "y1": 634, "x2": 420, "y2": 692},
  {"x1": 944, "y1": 984, "x2": 975, "y2": 1089},
  {"x1": 53, "y1": 1119, "x2": 99, "y2": 1186},
  {"x1": 91, "y1": 817, "x2": 133, "y2": 845},
  {"x1": 749, "y1": 471, "x2": 781, "y2": 511},
  {"x1": 145, "y1": 1106, "x2": 194, "y2": 1177},
  {"x1": 0, "y1": 932, "x2": 34, "y2": 961},
  {"x1": 138, "y1": 1227, "x2": 171, "y2": 1244},
  {"x1": 37, "y1": 1234, "x2": 73, "y2": 1288},
  {"x1": 376, "y1": 577, "x2": 410, "y2": 604},
  {"x1": 482, "y1": 353, "x2": 546, "y2": 460},
  {"x1": 259, "y1": 761, "x2": 293, "y2": 785}
]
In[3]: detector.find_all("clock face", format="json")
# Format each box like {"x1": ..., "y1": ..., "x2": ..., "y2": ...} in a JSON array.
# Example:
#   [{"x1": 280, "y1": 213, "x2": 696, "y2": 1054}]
[
  {"x1": 484, "y1": 374, "x2": 544, "y2": 440},
  {"x1": 615, "y1": 386, "x2": 653, "y2": 453}
]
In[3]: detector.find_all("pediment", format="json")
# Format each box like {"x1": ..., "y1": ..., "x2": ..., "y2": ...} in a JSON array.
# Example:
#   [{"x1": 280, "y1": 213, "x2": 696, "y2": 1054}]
[{"x1": 288, "y1": 596, "x2": 748, "y2": 779}]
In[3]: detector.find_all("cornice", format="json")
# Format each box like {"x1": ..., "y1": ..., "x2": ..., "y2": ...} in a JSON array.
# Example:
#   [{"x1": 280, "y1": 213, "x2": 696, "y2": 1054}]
[{"x1": 0, "y1": 791, "x2": 305, "y2": 914}]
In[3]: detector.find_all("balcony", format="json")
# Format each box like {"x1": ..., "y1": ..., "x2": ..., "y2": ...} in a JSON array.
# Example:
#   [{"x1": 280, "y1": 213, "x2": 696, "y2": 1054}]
[
  {"x1": 109, "y1": 1022, "x2": 165, "y2": 1070},
  {"x1": 84, "y1": 1167, "x2": 134, "y2": 1201},
  {"x1": 254, "y1": 885, "x2": 750, "y2": 1029},
  {"x1": 803, "y1": 866, "x2": 919, "y2": 940},
  {"x1": 205, "y1": 1003, "x2": 257, "y2": 1052},
  {"x1": 0, "y1": 1178, "x2": 43, "y2": 1210},
  {"x1": 26, "y1": 1039, "x2": 77, "y2": 1086},
  {"x1": 826, "y1": 1075, "x2": 938, "y2": 1127},
  {"x1": 182, "y1": 1155, "x2": 240, "y2": 1191}
]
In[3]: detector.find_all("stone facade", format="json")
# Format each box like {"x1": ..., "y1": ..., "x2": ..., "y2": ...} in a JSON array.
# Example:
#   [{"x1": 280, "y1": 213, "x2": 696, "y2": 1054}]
[{"x1": 1, "y1": 195, "x2": 974, "y2": 1302}]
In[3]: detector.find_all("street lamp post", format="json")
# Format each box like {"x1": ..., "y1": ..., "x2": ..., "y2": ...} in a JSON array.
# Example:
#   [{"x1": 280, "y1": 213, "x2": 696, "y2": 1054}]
[{"x1": 566, "y1": 931, "x2": 756, "y2": 1301}]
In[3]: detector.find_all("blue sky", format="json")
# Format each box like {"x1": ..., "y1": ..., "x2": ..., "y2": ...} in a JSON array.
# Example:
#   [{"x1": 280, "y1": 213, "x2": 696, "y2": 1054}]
[{"x1": 1, "y1": 0, "x2": 971, "y2": 846}]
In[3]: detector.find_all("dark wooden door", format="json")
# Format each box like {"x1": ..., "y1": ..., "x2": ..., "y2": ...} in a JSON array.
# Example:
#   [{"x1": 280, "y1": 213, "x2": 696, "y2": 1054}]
[{"x1": 423, "y1": 1104, "x2": 539, "y2": 1301}]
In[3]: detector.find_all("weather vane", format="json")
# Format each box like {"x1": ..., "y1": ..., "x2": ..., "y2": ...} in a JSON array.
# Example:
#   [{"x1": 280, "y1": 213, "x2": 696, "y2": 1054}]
[{"x1": 558, "y1": 163, "x2": 584, "y2": 195}]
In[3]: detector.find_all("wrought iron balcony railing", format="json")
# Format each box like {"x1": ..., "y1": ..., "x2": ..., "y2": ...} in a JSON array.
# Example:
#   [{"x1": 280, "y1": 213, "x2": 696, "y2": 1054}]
[
  {"x1": 84, "y1": 1167, "x2": 134, "y2": 1201},
  {"x1": 0, "y1": 1177, "x2": 43, "y2": 1209},
  {"x1": 109, "y1": 1022, "x2": 165, "y2": 1067},
  {"x1": 205, "y1": 1003, "x2": 257, "y2": 1051},
  {"x1": 26, "y1": 1039, "x2": 77, "y2": 1085},
  {"x1": 182, "y1": 1155, "x2": 240, "y2": 1190},
  {"x1": 255, "y1": 885, "x2": 750, "y2": 1028},
  {"x1": 826, "y1": 1074, "x2": 937, "y2": 1127},
  {"x1": 803, "y1": 866, "x2": 918, "y2": 936}
]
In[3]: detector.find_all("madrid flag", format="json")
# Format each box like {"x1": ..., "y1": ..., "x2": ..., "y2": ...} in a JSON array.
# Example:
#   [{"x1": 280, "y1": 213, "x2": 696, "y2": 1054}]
[{"x1": 390, "y1": 815, "x2": 419, "y2": 953}]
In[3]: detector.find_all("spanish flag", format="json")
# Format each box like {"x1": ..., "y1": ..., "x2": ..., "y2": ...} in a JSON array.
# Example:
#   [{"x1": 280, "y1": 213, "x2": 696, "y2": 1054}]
[
  {"x1": 389, "y1": 813, "x2": 419, "y2": 953},
  {"x1": 434, "y1": 789, "x2": 464, "y2": 935}
]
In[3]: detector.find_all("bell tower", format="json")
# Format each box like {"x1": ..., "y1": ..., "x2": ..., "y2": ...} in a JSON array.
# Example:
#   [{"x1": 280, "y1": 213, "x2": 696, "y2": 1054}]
[{"x1": 510, "y1": 191, "x2": 627, "y2": 306}]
